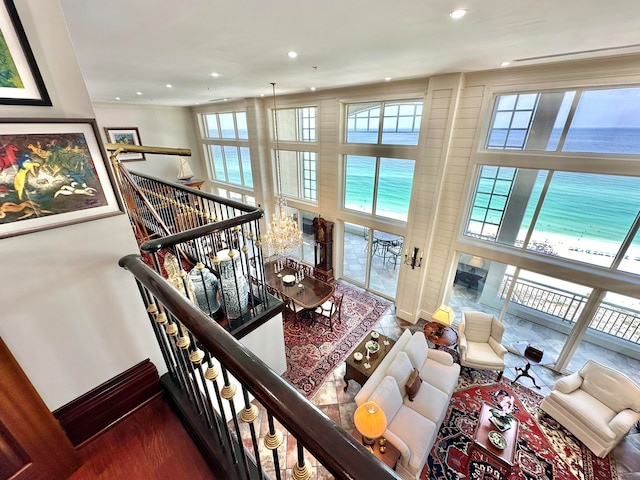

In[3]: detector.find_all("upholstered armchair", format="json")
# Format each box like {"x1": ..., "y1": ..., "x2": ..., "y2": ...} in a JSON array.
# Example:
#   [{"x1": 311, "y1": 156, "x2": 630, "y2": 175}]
[
  {"x1": 458, "y1": 311, "x2": 508, "y2": 380},
  {"x1": 540, "y1": 360, "x2": 640, "y2": 458}
]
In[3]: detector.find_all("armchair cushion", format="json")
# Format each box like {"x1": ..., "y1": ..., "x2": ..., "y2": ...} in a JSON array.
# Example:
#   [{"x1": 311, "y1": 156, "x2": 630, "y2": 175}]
[
  {"x1": 548, "y1": 388, "x2": 617, "y2": 441},
  {"x1": 554, "y1": 371, "x2": 583, "y2": 395},
  {"x1": 464, "y1": 342, "x2": 505, "y2": 369}
]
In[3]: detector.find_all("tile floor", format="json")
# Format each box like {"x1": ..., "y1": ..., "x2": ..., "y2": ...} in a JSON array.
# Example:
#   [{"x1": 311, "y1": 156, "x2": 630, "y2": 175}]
[{"x1": 278, "y1": 310, "x2": 640, "y2": 479}]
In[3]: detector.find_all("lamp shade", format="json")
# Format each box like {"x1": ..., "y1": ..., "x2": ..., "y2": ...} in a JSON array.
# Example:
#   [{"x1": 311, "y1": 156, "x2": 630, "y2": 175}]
[
  {"x1": 432, "y1": 304, "x2": 455, "y2": 327},
  {"x1": 354, "y1": 401, "x2": 387, "y2": 444},
  {"x1": 468, "y1": 255, "x2": 485, "y2": 268}
]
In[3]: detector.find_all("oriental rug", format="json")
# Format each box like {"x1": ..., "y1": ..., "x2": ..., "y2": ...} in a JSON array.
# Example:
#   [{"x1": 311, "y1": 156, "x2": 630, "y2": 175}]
[
  {"x1": 423, "y1": 377, "x2": 618, "y2": 480},
  {"x1": 282, "y1": 280, "x2": 392, "y2": 398}
]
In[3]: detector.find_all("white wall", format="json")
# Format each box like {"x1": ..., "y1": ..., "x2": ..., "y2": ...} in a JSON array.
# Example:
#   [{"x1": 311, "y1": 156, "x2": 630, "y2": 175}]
[
  {"x1": 0, "y1": 0, "x2": 163, "y2": 410},
  {"x1": 93, "y1": 103, "x2": 204, "y2": 183}
]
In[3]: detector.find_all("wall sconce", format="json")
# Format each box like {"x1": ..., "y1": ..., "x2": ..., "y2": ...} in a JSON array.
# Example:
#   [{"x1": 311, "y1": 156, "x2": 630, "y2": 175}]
[{"x1": 404, "y1": 247, "x2": 422, "y2": 269}]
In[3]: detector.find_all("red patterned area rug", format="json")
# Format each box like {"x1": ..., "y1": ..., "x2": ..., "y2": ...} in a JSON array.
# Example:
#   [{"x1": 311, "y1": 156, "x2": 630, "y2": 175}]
[
  {"x1": 423, "y1": 377, "x2": 618, "y2": 480},
  {"x1": 282, "y1": 280, "x2": 391, "y2": 398}
]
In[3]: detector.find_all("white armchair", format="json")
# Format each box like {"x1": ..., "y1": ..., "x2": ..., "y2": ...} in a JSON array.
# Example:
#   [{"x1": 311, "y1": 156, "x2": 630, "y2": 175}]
[
  {"x1": 540, "y1": 360, "x2": 640, "y2": 458},
  {"x1": 458, "y1": 311, "x2": 508, "y2": 380}
]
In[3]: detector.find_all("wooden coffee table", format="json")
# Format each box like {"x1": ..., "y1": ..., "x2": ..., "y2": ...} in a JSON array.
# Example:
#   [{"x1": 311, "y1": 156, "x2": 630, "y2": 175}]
[
  {"x1": 469, "y1": 403, "x2": 518, "y2": 475},
  {"x1": 344, "y1": 333, "x2": 396, "y2": 391}
]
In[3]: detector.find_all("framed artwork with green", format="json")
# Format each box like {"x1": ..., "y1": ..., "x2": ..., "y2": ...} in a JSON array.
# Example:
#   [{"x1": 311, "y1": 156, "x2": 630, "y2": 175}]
[
  {"x1": 0, "y1": 0, "x2": 51, "y2": 105},
  {"x1": 0, "y1": 119, "x2": 123, "y2": 238}
]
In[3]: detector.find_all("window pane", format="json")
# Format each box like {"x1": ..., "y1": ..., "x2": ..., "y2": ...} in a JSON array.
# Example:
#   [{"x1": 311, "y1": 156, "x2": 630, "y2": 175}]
[
  {"x1": 375, "y1": 158, "x2": 414, "y2": 221},
  {"x1": 278, "y1": 150, "x2": 298, "y2": 197},
  {"x1": 590, "y1": 292, "x2": 640, "y2": 343},
  {"x1": 345, "y1": 155, "x2": 375, "y2": 213},
  {"x1": 527, "y1": 172, "x2": 640, "y2": 267},
  {"x1": 209, "y1": 145, "x2": 225, "y2": 181},
  {"x1": 240, "y1": 147, "x2": 253, "y2": 188},
  {"x1": 618, "y1": 228, "x2": 640, "y2": 275},
  {"x1": 563, "y1": 87, "x2": 640, "y2": 155},
  {"x1": 219, "y1": 113, "x2": 236, "y2": 139},
  {"x1": 224, "y1": 146, "x2": 241, "y2": 184},
  {"x1": 203, "y1": 114, "x2": 219, "y2": 138},
  {"x1": 275, "y1": 109, "x2": 297, "y2": 141},
  {"x1": 381, "y1": 101, "x2": 422, "y2": 145},
  {"x1": 346, "y1": 103, "x2": 379, "y2": 143},
  {"x1": 301, "y1": 152, "x2": 317, "y2": 201},
  {"x1": 236, "y1": 112, "x2": 248, "y2": 139},
  {"x1": 487, "y1": 91, "x2": 576, "y2": 151}
]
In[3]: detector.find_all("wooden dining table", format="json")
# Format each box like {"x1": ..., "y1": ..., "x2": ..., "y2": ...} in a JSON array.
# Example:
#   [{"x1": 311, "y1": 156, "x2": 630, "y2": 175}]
[{"x1": 264, "y1": 260, "x2": 335, "y2": 310}]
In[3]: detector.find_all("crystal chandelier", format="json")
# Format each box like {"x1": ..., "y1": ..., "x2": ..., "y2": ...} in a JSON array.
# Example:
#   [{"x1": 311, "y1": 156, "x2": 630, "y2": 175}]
[{"x1": 264, "y1": 83, "x2": 303, "y2": 257}]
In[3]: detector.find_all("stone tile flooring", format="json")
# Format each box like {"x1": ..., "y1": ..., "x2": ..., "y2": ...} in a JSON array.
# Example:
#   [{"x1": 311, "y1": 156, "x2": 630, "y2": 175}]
[{"x1": 299, "y1": 311, "x2": 640, "y2": 479}]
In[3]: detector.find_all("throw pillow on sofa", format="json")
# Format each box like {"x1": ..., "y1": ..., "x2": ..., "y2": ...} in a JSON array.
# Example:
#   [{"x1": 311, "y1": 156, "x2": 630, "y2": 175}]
[
  {"x1": 406, "y1": 368, "x2": 422, "y2": 401},
  {"x1": 369, "y1": 376, "x2": 404, "y2": 421}
]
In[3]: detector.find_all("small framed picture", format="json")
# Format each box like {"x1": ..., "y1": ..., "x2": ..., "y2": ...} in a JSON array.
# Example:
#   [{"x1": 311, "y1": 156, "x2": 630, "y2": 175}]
[
  {"x1": 0, "y1": 119, "x2": 123, "y2": 238},
  {"x1": 0, "y1": 0, "x2": 51, "y2": 105},
  {"x1": 103, "y1": 127, "x2": 145, "y2": 161}
]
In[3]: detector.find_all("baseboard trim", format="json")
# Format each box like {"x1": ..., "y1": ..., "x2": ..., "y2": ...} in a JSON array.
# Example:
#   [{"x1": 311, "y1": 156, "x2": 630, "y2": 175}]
[{"x1": 53, "y1": 359, "x2": 161, "y2": 447}]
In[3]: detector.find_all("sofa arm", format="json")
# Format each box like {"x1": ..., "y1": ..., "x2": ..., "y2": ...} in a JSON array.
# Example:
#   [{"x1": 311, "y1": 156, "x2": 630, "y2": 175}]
[
  {"x1": 553, "y1": 371, "x2": 583, "y2": 394},
  {"x1": 488, "y1": 337, "x2": 508, "y2": 359},
  {"x1": 609, "y1": 409, "x2": 640, "y2": 438},
  {"x1": 427, "y1": 348, "x2": 455, "y2": 366},
  {"x1": 382, "y1": 428, "x2": 410, "y2": 467}
]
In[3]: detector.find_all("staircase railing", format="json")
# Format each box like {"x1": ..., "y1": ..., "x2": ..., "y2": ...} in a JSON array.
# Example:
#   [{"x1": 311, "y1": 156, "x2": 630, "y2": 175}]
[{"x1": 116, "y1": 169, "x2": 400, "y2": 479}]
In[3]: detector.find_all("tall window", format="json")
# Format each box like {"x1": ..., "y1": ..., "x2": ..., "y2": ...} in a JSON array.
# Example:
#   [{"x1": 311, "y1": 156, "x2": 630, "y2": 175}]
[
  {"x1": 346, "y1": 100, "x2": 422, "y2": 145},
  {"x1": 486, "y1": 87, "x2": 640, "y2": 154},
  {"x1": 468, "y1": 86, "x2": 640, "y2": 275},
  {"x1": 342, "y1": 99, "x2": 422, "y2": 222},
  {"x1": 277, "y1": 150, "x2": 317, "y2": 202},
  {"x1": 272, "y1": 106, "x2": 318, "y2": 203},
  {"x1": 200, "y1": 111, "x2": 253, "y2": 190}
]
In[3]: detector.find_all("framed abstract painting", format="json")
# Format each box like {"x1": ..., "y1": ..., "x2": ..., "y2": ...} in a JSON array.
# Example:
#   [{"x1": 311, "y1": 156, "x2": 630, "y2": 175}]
[
  {"x1": 0, "y1": 119, "x2": 123, "y2": 238},
  {"x1": 0, "y1": 0, "x2": 51, "y2": 105},
  {"x1": 104, "y1": 127, "x2": 145, "y2": 161}
]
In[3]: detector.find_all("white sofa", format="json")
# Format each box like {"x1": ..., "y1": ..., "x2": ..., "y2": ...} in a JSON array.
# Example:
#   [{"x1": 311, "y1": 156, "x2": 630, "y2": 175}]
[
  {"x1": 540, "y1": 359, "x2": 640, "y2": 458},
  {"x1": 355, "y1": 330, "x2": 460, "y2": 480}
]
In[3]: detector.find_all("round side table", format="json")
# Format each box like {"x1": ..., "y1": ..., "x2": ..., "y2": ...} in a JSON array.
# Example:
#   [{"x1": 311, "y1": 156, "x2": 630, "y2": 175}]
[{"x1": 423, "y1": 321, "x2": 458, "y2": 349}]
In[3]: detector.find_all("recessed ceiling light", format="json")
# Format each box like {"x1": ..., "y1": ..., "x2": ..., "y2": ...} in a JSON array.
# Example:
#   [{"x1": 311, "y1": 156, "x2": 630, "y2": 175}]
[
  {"x1": 385, "y1": 77, "x2": 392, "y2": 82},
  {"x1": 288, "y1": 51, "x2": 298, "y2": 59},
  {"x1": 501, "y1": 61, "x2": 512, "y2": 67},
  {"x1": 260, "y1": 93, "x2": 265, "y2": 97},
  {"x1": 210, "y1": 72, "x2": 220, "y2": 77},
  {"x1": 310, "y1": 87, "x2": 316, "y2": 91},
  {"x1": 449, "y1": 9, "x2": 467, "y2": 19},
  {"x1": 115, "y1": 97, "x2": 120, "y2": 100},
  {"x1": 166, "y1": 84, "x2": 173, "y2": 88},
  {"x1": 136, "y1": 91, "x2": 143, "y2": 95}
]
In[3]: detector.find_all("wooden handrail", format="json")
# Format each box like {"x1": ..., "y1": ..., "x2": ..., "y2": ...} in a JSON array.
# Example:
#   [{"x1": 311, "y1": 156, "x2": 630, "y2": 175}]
[{"x1": 119, "y1": 254, "x2": 399, "y2": 479}]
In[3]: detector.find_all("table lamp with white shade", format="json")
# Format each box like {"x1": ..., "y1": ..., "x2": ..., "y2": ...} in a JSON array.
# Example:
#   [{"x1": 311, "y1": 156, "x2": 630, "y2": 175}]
[{"x1": 431, "y1": 304, "x2": 455, "y2": 338}]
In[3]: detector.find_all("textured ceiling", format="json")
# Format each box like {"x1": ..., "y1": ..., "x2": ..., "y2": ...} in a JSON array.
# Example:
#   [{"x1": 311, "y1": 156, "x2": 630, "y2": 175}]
[{"x1": 59, "y1": 0, "x2": 640, "y2": 106}]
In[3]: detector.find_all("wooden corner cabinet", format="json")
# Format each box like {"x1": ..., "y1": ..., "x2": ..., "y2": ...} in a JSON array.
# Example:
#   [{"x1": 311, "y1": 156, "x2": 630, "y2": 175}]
[{"x1": 313, "y1": 216, "x2": 334, "y2": 281}]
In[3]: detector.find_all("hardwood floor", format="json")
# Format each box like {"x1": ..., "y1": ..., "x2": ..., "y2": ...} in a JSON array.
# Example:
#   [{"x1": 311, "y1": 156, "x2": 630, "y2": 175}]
[{"x1": 68, "y1": 396, "x2": 216, "y2": 480}]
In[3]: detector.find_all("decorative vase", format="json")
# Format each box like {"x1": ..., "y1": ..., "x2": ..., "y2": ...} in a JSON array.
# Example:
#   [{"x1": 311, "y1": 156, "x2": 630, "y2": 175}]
[
  {"x1": 189, "y1": 264, "x2": 220, "y2": 317},
  {"x1": 216, "y1": 249, "x2": 249, "y2": 320}
]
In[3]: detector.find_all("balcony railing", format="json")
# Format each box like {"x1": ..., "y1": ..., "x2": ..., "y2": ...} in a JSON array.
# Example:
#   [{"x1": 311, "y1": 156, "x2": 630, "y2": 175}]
[
  {"x1": 500, "y1": 274, "x2": 640, "y2": 344},
  {"x1": 116, "y1": 168, "x2": 399, "y2": 479}
]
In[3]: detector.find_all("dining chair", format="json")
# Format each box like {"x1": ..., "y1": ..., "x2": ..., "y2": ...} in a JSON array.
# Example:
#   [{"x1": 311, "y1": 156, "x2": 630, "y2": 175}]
[
  {"x1": 286, "y1": 257, "x2": 298, "y2": 268},
  {"x1": 386, "y1": 243, "x2": 403, "y2": 269},
  {"x1": 314, "y1": 294, "x2": 343, "y2": 331},
  {"x1": 300, "y1": 263, "x2": 313, "y2": 277},
  {"x1": 282, "y1": 294, "x2": 308, "y2": 323}
]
